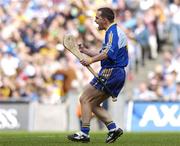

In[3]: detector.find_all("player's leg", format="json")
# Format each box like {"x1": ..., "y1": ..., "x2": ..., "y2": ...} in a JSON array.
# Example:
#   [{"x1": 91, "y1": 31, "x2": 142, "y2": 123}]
[
  {"x1": 67, "y1": 84, "x2": 102, "y2": 142},
  {"x1": 91, "y1": 93, "x2": 112, "y2": 123},
  {"x1": 78, "y1": 86, "x2": 119, "y2": 139},
  {"x1": 79, "y1": 84, "x2": 108, "y2": 135},
  {"x1": 91, "y1": 94, "x2": 123, "y2": 143}
]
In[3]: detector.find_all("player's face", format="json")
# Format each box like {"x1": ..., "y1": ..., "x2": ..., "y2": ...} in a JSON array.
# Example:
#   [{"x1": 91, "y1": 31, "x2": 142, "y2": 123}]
[{"x1": 95, "y1": 11, "x2": 105, "y2": 30}]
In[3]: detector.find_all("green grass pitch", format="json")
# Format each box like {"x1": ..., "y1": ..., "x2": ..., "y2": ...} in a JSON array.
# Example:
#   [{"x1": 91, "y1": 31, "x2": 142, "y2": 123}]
[{"x1": 0, "y1": 132, "x2": 180, "y2": 146}]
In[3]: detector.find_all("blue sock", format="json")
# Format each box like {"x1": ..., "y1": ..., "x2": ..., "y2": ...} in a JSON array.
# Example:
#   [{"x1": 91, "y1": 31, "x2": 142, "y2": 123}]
[
  {"x1": 81, "y1": 123, "x2": 90, "y2": 135},
  {"x1": 106, "y1": 121, "x2": 116, "y2": 131}
]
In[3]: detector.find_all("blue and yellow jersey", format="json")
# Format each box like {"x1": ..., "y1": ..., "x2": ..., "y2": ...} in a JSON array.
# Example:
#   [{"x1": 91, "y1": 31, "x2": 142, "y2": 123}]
[{"x1": 100, "y1": 23, "x2": 128, "y2": 68}]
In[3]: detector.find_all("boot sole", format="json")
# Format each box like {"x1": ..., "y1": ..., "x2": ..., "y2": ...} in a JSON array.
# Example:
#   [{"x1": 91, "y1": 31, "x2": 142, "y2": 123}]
[
  {"x1": 67, "y1": 136, "x2": 90, "y2": 143},
  {"x1": 106, "y1": 130, "x2": 123, "y2": 143}
]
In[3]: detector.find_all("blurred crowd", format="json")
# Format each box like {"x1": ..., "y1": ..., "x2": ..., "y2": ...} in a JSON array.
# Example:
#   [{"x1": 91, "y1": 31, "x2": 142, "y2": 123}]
[
  {"x1": 133, "y1": 48, "x2": 180, "y2": 101},
  {"x1": 0, "y1": 0, "x2": 180, "y2": 103}
]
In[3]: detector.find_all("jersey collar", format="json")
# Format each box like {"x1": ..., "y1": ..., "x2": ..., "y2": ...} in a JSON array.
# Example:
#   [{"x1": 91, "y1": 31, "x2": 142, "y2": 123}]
[{"x1": 106, "y1": 22, "x2": 116, "y2": 31}]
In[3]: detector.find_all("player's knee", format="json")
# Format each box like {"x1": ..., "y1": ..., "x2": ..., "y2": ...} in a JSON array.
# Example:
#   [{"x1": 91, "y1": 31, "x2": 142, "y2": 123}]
[
  {"x1": 79, "y1": 96, "x2": 89, "y2": 105},
  {"x1": 80, "y1": 95, "x2": 95, "y2": 106}
]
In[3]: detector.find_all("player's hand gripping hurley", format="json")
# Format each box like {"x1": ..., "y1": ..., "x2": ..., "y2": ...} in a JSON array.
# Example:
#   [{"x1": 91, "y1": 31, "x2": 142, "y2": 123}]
[{"x1": 63, "y1": 34, "x2": 117, "y2": 102}]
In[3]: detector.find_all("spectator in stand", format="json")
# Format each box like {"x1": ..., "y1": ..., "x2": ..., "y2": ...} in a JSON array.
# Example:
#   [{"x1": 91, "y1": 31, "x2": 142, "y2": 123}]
[
  {"x1": 169, "y1": 0, "x2": 180, "y2": 51},
  {"x1": 175, "y1": 76, "x2": 180, "y2": 100},
  {"x1": 154, "y1": 1, "x2": 168, "y2": 52},
  {"x1": 135, "y1": 15, "x2": 151, "y2": 66},
  {"x1": 162, "y1": 50, "x2": 175, "y2": 76},
  {"x1": 173, "y1": 46, "x2": 180, "y2": 76},
  {"x1": 144, "y1": 8, "x2": 158, "y2": 59},
  {"x1": 52, "y1": 57, "x2": 77, "y2": 103},
  {"x1": 161, "y1": 73, "x2": 176, "y2": 101},
  {"x1": 133, "y1": 81, "x2": 157, "y2": 101}
]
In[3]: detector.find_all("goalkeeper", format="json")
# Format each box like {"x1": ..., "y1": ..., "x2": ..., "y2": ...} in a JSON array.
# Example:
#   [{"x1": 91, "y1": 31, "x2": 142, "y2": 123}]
[{"x1": 67, "y1": 7, "x2": 129, "y2": 143}]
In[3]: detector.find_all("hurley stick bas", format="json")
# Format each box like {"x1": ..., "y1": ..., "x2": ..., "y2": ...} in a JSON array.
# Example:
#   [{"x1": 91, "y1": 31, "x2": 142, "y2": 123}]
[{"x1": 63, "y1": 34, "x2": 117, "y2": 102}]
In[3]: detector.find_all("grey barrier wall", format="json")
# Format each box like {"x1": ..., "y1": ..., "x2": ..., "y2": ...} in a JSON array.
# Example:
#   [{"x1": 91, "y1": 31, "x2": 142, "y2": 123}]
[
  {"x1": 0, "y1": 101, "x2": 68, "y2": 131},
  {"x1": 32, "y1": 102, "x2": 68, "y2": 131},
  {"x1": 0, "y1": 95, "x2": 126, "y2": 132},
  {"x1": 0, "y1": 101, "x2": 31, "y2": 130}
]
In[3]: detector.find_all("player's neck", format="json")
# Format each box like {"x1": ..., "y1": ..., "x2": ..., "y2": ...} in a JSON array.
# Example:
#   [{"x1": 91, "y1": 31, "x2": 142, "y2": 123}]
[{"x1": 105, "y1": 22, "x2": 115, "y2": 31}]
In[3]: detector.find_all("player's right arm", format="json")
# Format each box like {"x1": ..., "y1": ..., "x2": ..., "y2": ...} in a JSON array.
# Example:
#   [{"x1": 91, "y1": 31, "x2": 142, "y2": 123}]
[{"x1": 78, "y1": 44, "x2": 99, "y2": 57}]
